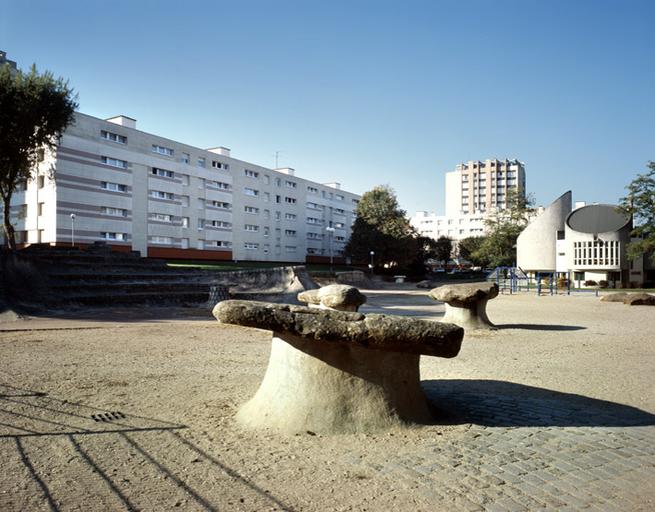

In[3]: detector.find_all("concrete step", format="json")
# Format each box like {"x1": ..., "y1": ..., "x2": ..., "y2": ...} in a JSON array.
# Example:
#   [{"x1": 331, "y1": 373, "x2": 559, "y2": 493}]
[{"x1": 55, "y1": 291, "x2": 212, "y2": 306}]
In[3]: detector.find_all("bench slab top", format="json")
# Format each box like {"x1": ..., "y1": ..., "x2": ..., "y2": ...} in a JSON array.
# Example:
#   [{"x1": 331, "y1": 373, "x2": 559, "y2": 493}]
[
  {"x1": 297, "y1": 284, "x2": 366, "y2": 308},
  {"x1": 429, "y1": 282, "x2": 499, "y2": 306},
  {"x1": 213, "y1": 300, "x2": 463, "y2": 358}
]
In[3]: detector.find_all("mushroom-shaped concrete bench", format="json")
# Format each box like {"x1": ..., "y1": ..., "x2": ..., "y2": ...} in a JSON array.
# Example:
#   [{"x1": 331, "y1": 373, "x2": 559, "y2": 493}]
[
  {"x1": 429, "y1": 282, "x2": 499, "y2": 330},
  {"x1": 297, "y1": 284, "x2": 366, "y2": 312},
  {"x1": 213, "y1": 300, "x2": 463, "y2": 434}
]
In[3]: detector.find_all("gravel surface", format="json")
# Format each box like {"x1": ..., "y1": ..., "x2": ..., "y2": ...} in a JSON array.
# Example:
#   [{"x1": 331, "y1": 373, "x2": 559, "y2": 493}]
[{"x1": 0, "y1": 291, "x2": 653, "y2": 511}]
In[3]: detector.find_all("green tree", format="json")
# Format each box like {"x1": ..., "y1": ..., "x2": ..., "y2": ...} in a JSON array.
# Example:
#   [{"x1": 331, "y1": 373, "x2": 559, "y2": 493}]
[
  {"x1": 619, "y1": 161, "x2": 655, "y2": 263},
  {"x1": 457, "y1": 236, "x2": 488, "y2": 266},
  {"x1": 0, "y1": 63, "x2": 77, "y2": 249},
  {"x1": 345, "y1": 185, "x2": 417, "y2": 271},
  {"x1": 474, "y1": 189, "x2": 535, "y2": 268},
  {"x1": 434, "y1": 236, "x2": 453, "y2": 267}
]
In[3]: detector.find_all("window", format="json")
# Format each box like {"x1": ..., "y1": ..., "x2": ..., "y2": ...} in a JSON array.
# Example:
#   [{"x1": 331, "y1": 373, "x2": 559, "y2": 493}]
[
  {"x1": 306, "y1": 202, "x2": 322, "y2": 210},
  {"x1": 244, "y1": 242, "x2": 259, "y2": 250},
  {"x1": 263, "y1": 209, "x2": 270, "y2": 219},
  {"x1": 208, "y1": 220, "x2": 231, "y2": 228},
  {"x1": 150, "y1": 236, "x2": 172, "y2": 244},
  {"x1": 245, "y1": 224, "x2": 259, "y2": 232},
  {"x1": 213, "y1": 241, "x2": 232, "y2": 248},
  {"x1": 211, "y1": 201, "x2": 231, "y2": 210},
  {"x1": 307, "y1": 232, "x2": 322, "y2": 240},
  {"x1": 285, "y1": 229, "x2": 297, "y2": 237},
  {"x1": 37, "y1": 202, "x2": 44, "y2": 216},
  {"x1": 275, "y1": 211, "x2": 281, "y2": 220},
  {"x1": 307, "y1": 186, "x2": 318, "y2": 194},
  {"x1": 101, "y1": 181, "x2": 127, "y2": 192},
  {"x1": 335, "y1": 194, "x2": 344, "y2": 201},
  {"x1": 275, "y1": 195, "x2": 281, "y2": 203},
  {"x1": 275, "y1": 178, "x2": 281, "y2": 187},
  {"x1": 149, "y1": 213, "x2": 173, "y2": 223},
  {"x1": 285, "y1": 213, "x2": 297, "y2": 220},
  {"x1": 335, "y1": 236, "x2": 345, "y2": 242},
  {"x1": 264, "y1": 192, "x2": 270, "y2": 202},
  {"x1": 209, "y1": 180, "x2": 231, "y2": 190},
  {"x1": 101, "y1": 206, "x2": 127, "y2": 217},
  {"x1": 151, "y1": 167, "x2": 174, "y2": 178},
  {"x1": 181, "y1": 195, "x2": 189, "y2": 207},
  {"x1": 197, "y1": 157, "x2": 206, "y2": 167},
  {"x1": 198, "y1": 218, "x2": 205, "y2": 230},
  {"x1": 37, "y1": 176, "x2": 45, "y2": 188},
  {"x1": 263, "y1": 226, "x2": 270, "y2": 236},
  {"x1": 307, "y1": 217, "x2": 322, "y2": 225},
  {"x1": 182, "y1": 217, "x2": 189, "y2": 228},
  {"x1": 152, "y1": 144, "x2": 174, "y2": 156},
  {"x1": 181, "y1": 152, "x2": 190, "y2": 164},
  {"x1": 212, "y1": 161, "x2": 229, "y2": 170},
  {"x1": 285, "y1": 180, "x2": 297, "y2": 188},
  {"x1": 334, "y1": 222, "x2": 345, "y2": 228},
  {"x1": 264, "y1": 175, "x2": 270, "y2": 184},
  {"x1": 334, "y1": 208, "x2": 345, "y2": 215},
  {"x1": 198, "y1": 178, "x2": 205, "y2": 189},
  {"x1": 244, "y1": 187, "x2": 259, "y2": 196},
  {"x1": 244, "y1": 169, "x2": 259, "y2": 178},
  {"x1": 149, "y1": 190, "x2": 175, "y2": 200},
  {"x1": 101, "y1": 156, "x2": 128, "y2": 169},
  {"x1": 101, "y1": 232, "x2": 125, "y2": 241},
  {"x1": 285, "y1": 245, "x2": 296, "y2": 253},
  {"x1": 101, "y1": 130, "x2": 127, "y2": 144},
  {"x1": 181, "y1": 174, "x2": 189, "y2": 186},
  {"x1": 244, "y1": 206, "x2": 259, "y2": 214},
  {"x1": 285, "y1": 197, "x2": 297, "y2": 204}
]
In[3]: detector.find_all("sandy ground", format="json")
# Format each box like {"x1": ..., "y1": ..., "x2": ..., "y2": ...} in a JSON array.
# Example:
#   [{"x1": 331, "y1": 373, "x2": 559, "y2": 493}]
[{"x1": 0, "y1": 289, "x2": 654, "y2": 511}]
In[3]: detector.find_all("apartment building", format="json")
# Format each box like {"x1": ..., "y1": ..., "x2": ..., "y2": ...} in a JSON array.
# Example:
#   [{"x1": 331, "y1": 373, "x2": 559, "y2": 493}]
[
  {"x1": 5, "y1": 112, "x2": 360, "y2": 262},
  {"x1": 410, "y1": 159, "x2": 526, "y2": 243}
]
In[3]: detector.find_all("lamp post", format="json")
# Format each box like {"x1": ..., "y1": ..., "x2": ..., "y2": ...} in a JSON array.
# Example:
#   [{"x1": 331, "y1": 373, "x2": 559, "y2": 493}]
[
  {"x1": 325, "y1": 226, "x2": 335, "y2": 273},
  {"x1": 369, "y1": 250, "x2": 375, "y2": 274},
  {"x1": 70, "y1": 213, "x2": 76, "y2": 247}
]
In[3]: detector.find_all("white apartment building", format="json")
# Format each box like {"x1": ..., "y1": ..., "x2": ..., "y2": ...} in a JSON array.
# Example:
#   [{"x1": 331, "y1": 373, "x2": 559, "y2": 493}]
[
  {"x1": 4, "y1": 112, "x2": 360, "y2": 262},
  {"x1": 410, "y1": 159, "x2": 526, "y2": 242}
]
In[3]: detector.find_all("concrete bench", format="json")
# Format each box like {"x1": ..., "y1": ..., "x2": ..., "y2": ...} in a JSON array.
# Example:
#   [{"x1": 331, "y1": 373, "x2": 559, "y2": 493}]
[
  {"x1": 297, "y1": 284, "x2": 366, "y2": 312},
  {"x1": 429, "y1": 282, "x2": 499, "y2": 330},
  {"x1": 213, "y1": 300, "x2": 463, "y2": 434}
]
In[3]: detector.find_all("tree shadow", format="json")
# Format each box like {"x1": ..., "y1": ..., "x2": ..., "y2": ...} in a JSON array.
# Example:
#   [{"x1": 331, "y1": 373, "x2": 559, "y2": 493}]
[
  {"x1": 422, "y1": 379, "x2": 655, "y2": 427},
  {"x1": 495, "y1": 323, "x2": 586, "y2": 331},
  {"x1": 0, "y1": 383, "x2": 297, "y2": 512}
]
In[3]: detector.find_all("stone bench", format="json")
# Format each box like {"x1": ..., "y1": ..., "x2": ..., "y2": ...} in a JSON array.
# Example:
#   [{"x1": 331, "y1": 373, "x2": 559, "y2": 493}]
[
  {"x1": 213, "y1": 300, "x2": 463, "y2": 434},
  {"x1": 297, "y1": 284, "x2": 366, "y2": 312},
  {"x1": 429, "y1": 282, "x2": 499, "y2": 330}
]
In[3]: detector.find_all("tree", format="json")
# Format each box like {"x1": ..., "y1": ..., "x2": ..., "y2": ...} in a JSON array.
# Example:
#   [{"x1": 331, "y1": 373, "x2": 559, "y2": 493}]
[
  {"x1": 345, "y1": 185, "x2": 417, "y2": 271},
  {"x1": 434, "y1": 236, "x2": 453, "y2": 267},
  {"x1": 619, "y1": 161, "x2": 655, "y2": 263},
  {"x1": 0, "y1": 62, "x2": 77, "y2": 249},
  {"x1": 457, "y1": 236, "x2": 487, "y2": 266},
  {"x1": 474, "y1": 189, "x2": 535, "y2": 268}
]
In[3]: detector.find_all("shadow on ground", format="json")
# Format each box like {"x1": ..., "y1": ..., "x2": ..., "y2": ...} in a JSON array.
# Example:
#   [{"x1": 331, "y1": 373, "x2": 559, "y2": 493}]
[
  {"x1": 495, "y1": 323, "x2": 586, "y2": 331},
  {"x1": 0, "y1": 383, "x2": 296, "y2": 512},
  {"x1": 423, "y1": 379, "x2": 655, "y2": 428}
]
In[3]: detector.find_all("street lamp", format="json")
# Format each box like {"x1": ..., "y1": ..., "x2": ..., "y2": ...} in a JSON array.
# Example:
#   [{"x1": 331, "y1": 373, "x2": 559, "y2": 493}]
[
  {"x1": 369, "y1": 250, "x2": 375, "y2": 274},
  {"x1": 70, "y1": 213, "x2": 76, "y2": 247},
  {"x1": 325, "y1": 226, "x2": 335, "y2": 273}
]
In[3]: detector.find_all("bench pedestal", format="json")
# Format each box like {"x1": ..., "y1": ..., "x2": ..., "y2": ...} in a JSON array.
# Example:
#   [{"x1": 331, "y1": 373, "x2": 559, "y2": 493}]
[
  {"x1": 442, "y1": 299, "x2": 495, "y2": 331},
  {"x1": 236, "y1": 333, "x2": 432, "y2": 434}
]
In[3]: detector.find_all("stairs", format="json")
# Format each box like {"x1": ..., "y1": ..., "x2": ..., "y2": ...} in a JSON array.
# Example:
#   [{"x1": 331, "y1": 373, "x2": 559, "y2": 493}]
[{"x1": 17, "y1": 243, "x2": 229, "y2": 307}]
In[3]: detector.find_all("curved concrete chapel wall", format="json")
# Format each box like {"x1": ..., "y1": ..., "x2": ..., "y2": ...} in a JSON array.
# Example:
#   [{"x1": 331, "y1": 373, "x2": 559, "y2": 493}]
[{"x1": 517, "y1": 191, "x2": 572, "y2": 272}]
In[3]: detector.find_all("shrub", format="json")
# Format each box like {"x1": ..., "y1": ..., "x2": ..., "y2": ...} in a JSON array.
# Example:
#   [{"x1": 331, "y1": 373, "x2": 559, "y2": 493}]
[
  {"x1": 584, "y1": 280, "x2": 598, "y2": 286},
  {"x1": 598, "y1": 280, "x2": 609, "y2": 288},
  {"x1": 557, "y1": 278, "x2": 569, "y2": 289}
]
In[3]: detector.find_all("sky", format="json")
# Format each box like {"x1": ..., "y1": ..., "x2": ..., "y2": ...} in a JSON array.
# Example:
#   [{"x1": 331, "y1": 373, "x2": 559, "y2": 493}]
[{"x1": 2, "y1": 0, "x2": 653, "y2": 214}]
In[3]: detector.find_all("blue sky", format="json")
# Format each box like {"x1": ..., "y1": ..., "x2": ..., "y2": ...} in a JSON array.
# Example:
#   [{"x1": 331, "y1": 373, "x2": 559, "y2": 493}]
[{"x1": 3, "y1": 0, "x2": 653, "y2": 214}]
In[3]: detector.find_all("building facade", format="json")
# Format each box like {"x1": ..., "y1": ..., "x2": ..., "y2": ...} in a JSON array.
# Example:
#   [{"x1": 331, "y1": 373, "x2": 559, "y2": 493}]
[
  {"x1": 517, "y1": 193, "x2": 647, "y2": 287},
  {"x1": 410, "y1": 158, "x2": 526, "y2": 243},
  {"x1": 4, "y1": 112, "x2": 360, "y2": 262}
]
